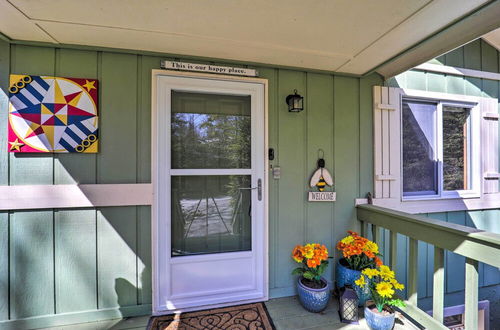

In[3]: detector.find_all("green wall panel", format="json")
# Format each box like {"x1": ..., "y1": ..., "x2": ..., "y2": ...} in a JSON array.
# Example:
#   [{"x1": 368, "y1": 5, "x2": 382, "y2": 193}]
[
  {"x1": 0, "y1": 212, "x2": 7, "y2": 321},
  {"x1": 333, "y1": 76, "x2": 359, "y2": 244},
  {"x1": 360, "y1": 74, "x2": 384, "y2": 195},
  {"x1": 257, "y1": 66, "x2": 279, "y2": 290},
  {"x1": 10, "y1": 211, "x2": 54, "y2": 319},
  {"x1": 464, "y1": 40, "x2": 482, "y2": 71},
  {"x1": 136, "y1": 55, "x2": 161, "y2": 305},
  {"x1": 54, "y1": 48, "x2": 98, "y2": 184},
  {"x1": 9, "y1": 45, "x2": 55, "y2": 185},
  {"x1": 0, "y1": 40, "x2": 9, "y2": 186},
  {"x1": 97, "y1": 207, "x2": 138, "y2": 308},
  {"x1": 275, "y1": 69, "x2": 306, "y2": 289},
  {"x1": 98, "y1": 53, "x2": 138, "y2": 184},
  {"x1": 55, "y1": 209, "x2": 97, "y2": 313},
  {"x1": 305, "y1": 73, "x2": 334, "y2": 282}
]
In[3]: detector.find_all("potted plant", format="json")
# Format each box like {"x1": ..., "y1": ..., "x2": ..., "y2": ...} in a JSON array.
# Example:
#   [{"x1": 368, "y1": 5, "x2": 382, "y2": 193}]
[
  {"x1": 291, "y1": 243, "x2": 331, "y2": 312},
  {"x1": 354, "y1": 265, "x2": 406, "y2": 330},
  {"x1": 336, "y1": 231, "x2": 382, "y2": 305}
]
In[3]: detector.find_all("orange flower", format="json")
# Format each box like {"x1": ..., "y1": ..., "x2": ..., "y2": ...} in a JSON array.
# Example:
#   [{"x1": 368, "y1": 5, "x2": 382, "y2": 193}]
[
  {"x1": 375, "y1": 256, "x2": 383, "y2": 266},
  {"x1": 315, "y1": 245, "x2": 329, "y2": 261},
  {"x1": 364, "y1": 250, "x2": 375, "y2": 259},
  {"x1": 292, "y1": 245, "x2": 304, "y2": 263},
  {"x1": 307, "y1": 257, "x2": 321, "y2": 268},
  {"x1": 348, "y1": 230, "x2": 359, "y2": 237}
]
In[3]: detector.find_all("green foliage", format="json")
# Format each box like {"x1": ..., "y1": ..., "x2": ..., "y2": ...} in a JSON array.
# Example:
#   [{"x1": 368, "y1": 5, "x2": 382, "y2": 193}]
[
  {"x1": 344, "y1": 253, "x2": 380, "y2": 271},
  {"x1": 303, "y1": 271, "x2": 315, "y2": 280},
  {"x1": 388, "y1": 299, "x2": 406, "y2": 308}
]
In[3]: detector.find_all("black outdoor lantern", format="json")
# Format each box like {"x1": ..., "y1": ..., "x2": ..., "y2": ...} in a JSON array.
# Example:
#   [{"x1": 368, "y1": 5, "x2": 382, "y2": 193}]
[
  {"x1": 286, "y1": 89, "x2": 304, "y2": 112},
  {"x1": 339, "y1": 285, "x2": 359, "y2": 324}
]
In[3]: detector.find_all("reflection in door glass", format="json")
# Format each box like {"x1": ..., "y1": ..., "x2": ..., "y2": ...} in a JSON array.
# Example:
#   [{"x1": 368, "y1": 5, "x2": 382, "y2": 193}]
[
  {"x1": 171, "y1": 91, "x2": 251, "y2": 169},
  {"x1": 171, "y1": 175, "x2": 252, "y2": 256}
]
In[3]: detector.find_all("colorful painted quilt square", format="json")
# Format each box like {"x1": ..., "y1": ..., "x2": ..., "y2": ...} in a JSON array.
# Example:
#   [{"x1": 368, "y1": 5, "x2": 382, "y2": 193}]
[{"x1": 8, "y1": 75, "x2": 98, "y2": 153}]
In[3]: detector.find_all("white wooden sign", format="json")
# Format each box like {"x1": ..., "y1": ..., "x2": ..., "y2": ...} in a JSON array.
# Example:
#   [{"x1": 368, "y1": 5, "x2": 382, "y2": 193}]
[
  {"x1": 161, "y1": 60, "x2": 258, "y2": 77},
  {"x1": 308, "y1": 192, "x2": 336, "y2": 202}
]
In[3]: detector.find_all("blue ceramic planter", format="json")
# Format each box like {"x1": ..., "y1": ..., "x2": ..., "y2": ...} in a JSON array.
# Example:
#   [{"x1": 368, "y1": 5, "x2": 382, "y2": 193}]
[
  {"x1": 336, "y1": 258, "x2": 371, "y2": 306},
  {"x1": 364, "y1": 301, "x2": 395, "y2": 330},
  {"x1": 296, "y1": 277, "x2": 330, "y2": 313}
]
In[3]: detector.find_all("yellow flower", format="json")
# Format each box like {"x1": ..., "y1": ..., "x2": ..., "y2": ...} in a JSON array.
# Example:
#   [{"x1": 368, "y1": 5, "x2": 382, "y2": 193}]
[
  {"x1": 365, "y1": 241, "x2": 379, "y2": 254},
  {"x1": 341, "y1": 236, "x2": 355, "y2": 245},
  {"x1": 376, "y1": 282, "x2": 395, "y2": 298},
  {"x1": 390, "y1": 278, "x2": 405, "y2": 290},
  {"x1": 303, "y1": 244, "x2": 314, "y2": 259},
  {"x1": 379, "y1": 265, "x2": 395, "y2": 280},
  {"x1": 362, "y1": 268, "x2": 379, "y2": 279},
  {"x1": 355, "y1": 275, "x2": 366, "y2": 287}
]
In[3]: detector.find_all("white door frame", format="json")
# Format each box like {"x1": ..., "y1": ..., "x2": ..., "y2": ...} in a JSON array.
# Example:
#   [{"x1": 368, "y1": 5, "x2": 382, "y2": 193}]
[{"x1": 151, "y1": 69, "x2": 269, "y2": 314}]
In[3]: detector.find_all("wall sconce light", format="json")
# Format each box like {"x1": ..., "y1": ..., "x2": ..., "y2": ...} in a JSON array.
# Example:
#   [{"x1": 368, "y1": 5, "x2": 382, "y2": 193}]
[
  {"x1": 286, "y1": 89, "x2": 304, "y2": 112},
  {"x1": 339, "y1": 285, "x2": 359, "y2": 324}
]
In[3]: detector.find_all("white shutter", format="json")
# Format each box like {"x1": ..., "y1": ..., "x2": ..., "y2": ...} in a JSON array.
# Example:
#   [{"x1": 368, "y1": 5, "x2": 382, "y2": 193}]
[
  {"x1": 481, "y1": 97, "x2": 499, "y2": 194},
  {"x1": 373, "y1": 86, "x2": 401, "y2": 199}
]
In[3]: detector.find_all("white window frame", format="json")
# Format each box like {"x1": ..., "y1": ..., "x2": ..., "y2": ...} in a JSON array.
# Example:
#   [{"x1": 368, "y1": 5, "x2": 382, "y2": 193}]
[
  {"x1": 401, "y1": 95, "x2": 481, "y2": 201},
  {"x1": 368, "y1": 86, "x2": 500, "y2": 214}
]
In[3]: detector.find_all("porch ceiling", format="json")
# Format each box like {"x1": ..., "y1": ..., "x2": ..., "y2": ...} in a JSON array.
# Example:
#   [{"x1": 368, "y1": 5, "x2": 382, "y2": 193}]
[
  {"x1": 483, "y1": 27, "x2": 500, "y2": 51},
  {"x1": 0, "y1": 0, "x2": 498, "y2": 77}
]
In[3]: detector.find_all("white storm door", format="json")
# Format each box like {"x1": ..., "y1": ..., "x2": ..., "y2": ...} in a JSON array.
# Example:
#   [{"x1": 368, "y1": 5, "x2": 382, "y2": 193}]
[{"x1": 154, "y1": 74, "x2": 266, "y2": 312}]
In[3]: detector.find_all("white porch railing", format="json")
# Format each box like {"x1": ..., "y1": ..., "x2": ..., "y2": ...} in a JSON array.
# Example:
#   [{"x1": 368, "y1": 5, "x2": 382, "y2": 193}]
[{"x1": 357, "y1": 204, "x2": 500, "y2": 329}]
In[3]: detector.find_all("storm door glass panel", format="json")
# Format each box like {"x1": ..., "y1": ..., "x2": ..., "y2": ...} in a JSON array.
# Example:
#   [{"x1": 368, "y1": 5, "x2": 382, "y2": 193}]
[
  {"x1": 443, "y1": 106, "x2": 471, "y2": 191},
  {"x1": 402, "y1": 100, "x2": 438, "y2": 196},
  {"x1": 171, "y1": 91, "x2": 251, "y2": 169},
  {"x1": 170, "y1": 91, "x2": 253, "y2": 257},
  {"x1": 171, "y1": 175, "x2": 252, "y2": 256}
]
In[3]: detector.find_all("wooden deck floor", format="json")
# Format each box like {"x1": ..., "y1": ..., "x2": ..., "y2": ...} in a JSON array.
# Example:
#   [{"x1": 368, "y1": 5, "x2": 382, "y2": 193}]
[{"x1": 39, "y1": 296, "x2": 420, "y2": 330}]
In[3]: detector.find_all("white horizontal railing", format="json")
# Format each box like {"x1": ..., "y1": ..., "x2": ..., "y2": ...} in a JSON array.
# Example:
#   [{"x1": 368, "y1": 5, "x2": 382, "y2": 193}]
[
  {"x1": 357, "y1": 204, "x2": 500, "y2": 329},
  {"x1": 0, "y1": 183, "x2": 153, "y2": 210}
]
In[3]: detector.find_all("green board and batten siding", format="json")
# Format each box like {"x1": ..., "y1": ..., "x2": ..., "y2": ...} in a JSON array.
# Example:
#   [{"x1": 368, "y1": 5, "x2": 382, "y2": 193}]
[
  {"x1": 387, "y1": 39, "x2": 500, "y2": 308},
  {"x1": 0, "y1": 39, "x2": 383, "y2": 328}
]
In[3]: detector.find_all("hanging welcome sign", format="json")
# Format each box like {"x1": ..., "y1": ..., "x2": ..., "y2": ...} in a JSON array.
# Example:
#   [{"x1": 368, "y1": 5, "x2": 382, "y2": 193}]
[
  {"x1": 161, "y1": 60, "x2": 258, "y2": 77},
  {"x1": 308, "y1": 149, "x2": 336, "y2": 202}
]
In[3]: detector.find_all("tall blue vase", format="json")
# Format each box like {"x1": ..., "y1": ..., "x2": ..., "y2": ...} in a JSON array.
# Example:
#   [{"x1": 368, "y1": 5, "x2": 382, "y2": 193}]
[{"x1": 336, "y1": 258, "x2": 371, "y2": 306}]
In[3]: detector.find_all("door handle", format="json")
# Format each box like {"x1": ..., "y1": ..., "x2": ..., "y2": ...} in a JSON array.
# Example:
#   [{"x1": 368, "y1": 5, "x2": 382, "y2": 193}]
[{"x1": 238, "y1": 179, "x2": 262, "y2": 201}]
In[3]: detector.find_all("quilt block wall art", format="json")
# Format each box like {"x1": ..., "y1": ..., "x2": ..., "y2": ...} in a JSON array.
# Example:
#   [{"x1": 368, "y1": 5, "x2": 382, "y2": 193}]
[{"x1": 8, "y1": 75, "x2": 98, "y2": 153}]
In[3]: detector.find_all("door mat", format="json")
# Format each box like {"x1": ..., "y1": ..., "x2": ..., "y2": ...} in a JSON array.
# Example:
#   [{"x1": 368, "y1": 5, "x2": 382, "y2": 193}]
[{"x1": 147, "y1": 302, "x2": 275, "y2": 330}]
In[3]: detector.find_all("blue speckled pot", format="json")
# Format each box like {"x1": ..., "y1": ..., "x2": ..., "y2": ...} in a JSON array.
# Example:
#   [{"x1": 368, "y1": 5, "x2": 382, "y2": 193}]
[
  {"x1": 336, "y1": 258, "x2": 371, "y2": 306},
  {"x1": 296, "y1": 277, "x2": 330, "y2": 313},
  {"x1": 364, "y1": 301, "x2": 395, "y2": 330}
]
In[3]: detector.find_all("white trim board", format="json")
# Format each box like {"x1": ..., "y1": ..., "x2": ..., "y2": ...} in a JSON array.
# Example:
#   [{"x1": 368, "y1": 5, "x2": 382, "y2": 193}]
[
  {"x1": 0, "y1": 183, "x2": 152, "y2": 210},
  {"x1": 413, "y1": 63, "x2": 500, "y2": 81},
  {"x1": 355, "y1": 193, "x2": 500, "y2": 214}
]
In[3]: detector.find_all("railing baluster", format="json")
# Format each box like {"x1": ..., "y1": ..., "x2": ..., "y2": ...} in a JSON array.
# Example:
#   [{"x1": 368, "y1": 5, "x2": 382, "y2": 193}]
[
  {"x1": 372, "y1": 224, "x2": 381, "y2": 247},
  {"x1": 361, "y1": 220, "x2": 368, "y2": 237},
  {"x1": 408, "y1": 238, "x2": 418, "y2": 305},
  {"x1": 465, "y1": 258, "x2": 479, "y2": 330},
  {"x1": 432, "y1": 247, "x2": 445, "y2": 323},
  {"x1": 390, "y1": 230, "x2": 397, "y2": 270}
]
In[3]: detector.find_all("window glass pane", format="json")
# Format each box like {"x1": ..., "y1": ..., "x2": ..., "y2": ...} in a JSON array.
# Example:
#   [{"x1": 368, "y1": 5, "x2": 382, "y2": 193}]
[
  {"x1": 171, "y1": 175, "x2": 252, "y2": 256},
  {"x1": 443, "y1": 106, "x2": 471, "y2": 191},
  {"x1": 402, "y1": 100, "x2": 438, "y2": 196},
  {"x1": 171, "y1": 91, "x2": 251, "y2": 169}
]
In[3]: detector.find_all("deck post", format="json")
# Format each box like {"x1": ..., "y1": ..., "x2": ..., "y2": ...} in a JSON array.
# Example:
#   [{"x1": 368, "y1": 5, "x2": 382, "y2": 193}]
[
  {"x1": 465, "y1": 258, "x2": 479, "y2": 330},
  {"x1": 408, "y1": 238, "x2": 418, "y2": 305},
  {"x1": 432, "y1": 247, "x2": 445, "y2": 323}
]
